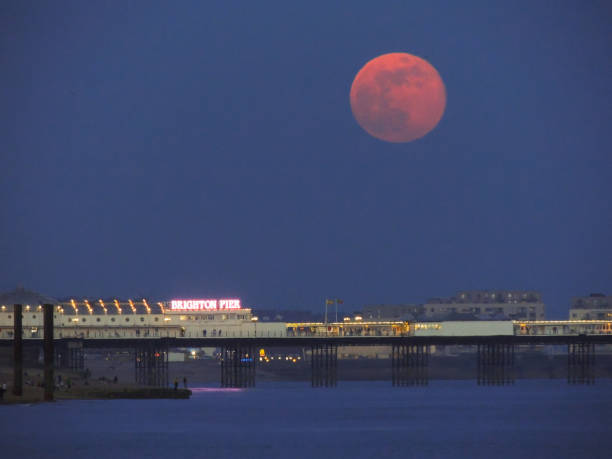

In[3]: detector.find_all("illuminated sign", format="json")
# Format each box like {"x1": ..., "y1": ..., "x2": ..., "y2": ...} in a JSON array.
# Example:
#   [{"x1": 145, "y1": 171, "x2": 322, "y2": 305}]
[{"x1": 170, "y1": 299, "x2": 241, "y2": 311}]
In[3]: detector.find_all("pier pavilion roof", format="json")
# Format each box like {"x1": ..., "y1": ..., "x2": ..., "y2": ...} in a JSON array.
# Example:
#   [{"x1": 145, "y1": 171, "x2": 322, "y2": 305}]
[
  {"x1": 58, "y1": 299, "x2": 164, "y2": 315},
  {"x1": 0, "y1": 288, "x2": 163, "y2": 314}
]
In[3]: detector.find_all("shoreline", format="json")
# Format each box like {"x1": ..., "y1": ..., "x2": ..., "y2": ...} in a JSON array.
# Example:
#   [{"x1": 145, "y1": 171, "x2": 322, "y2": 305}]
[{"x1": 0, "y1": 367, "x2": 191, "y2": 404}]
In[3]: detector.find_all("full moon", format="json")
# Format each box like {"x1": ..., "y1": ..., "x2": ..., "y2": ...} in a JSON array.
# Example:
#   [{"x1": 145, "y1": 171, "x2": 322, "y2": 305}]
[{"x1": 350, "y1": 52, "x2": 446, "y2": 143}]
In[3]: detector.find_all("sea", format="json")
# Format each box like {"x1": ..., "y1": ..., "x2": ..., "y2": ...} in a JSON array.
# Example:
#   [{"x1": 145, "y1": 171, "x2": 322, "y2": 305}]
[{"x1": 1, "y1": 379, "x2": 610, "y2": 459}]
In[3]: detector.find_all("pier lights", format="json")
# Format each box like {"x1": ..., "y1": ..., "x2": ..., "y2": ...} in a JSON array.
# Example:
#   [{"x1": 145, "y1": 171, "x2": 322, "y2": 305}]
[
  {"x1": 142, "y1": 299, "x2": 151, "y2": 314},
  {"x1": 128, "y1": 299, "x2": 136, "y2": 313},
  {"x1": 113, "y1": 299, "x2": 122, "y2": 314},
  {"x1": 98, "y1": 299, "x2": 107, "y2": 314}
]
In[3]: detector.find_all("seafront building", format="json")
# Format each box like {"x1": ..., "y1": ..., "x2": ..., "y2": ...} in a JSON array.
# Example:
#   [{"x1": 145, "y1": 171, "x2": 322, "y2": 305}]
[
  {"x1": 424, "y1": 290, "x2": 545, "y2": 320},
  {"x1": 570, "y1": 293, "x2": 612, "y2": 320},
  {"x1": 360, "y1": 304, "x2": 422, "y2": 321},
  {"x1": 361, "y1": 290, "x2": 545, "y2": 321}
]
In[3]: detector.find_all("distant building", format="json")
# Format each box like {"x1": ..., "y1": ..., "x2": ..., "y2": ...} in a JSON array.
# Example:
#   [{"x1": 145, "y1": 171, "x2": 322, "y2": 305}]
[
  {"x1": 425, "y1": 290, "x2": 545, "y2": 321},
  {"x1": 254, "y1": 309, "x2": 323, "y2": 323},
  {"x1": 360, "y1": 290, "x2": 545, "y2": 322},
  {"x1": 570, "y1": 293, "x2": 612, "y2": 320},
  {"x1": 360, "y1": 304, "x2": 422, "y2": 321}
]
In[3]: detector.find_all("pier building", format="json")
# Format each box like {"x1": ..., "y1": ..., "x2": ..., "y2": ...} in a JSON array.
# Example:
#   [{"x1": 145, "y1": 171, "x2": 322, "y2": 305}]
[{"x1": 0, "y1": 291, "x2": 285, "y2": 340}]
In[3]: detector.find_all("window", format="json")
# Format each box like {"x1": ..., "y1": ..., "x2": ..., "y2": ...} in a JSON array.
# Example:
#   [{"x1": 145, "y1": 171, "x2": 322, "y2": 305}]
[
  {"x1": 140, "y1": 317, "x2": 145, "y2": 322},
  {"x1": 96, "y1": 318, "x2": 101, "y2": 322},
  {"x1": 82, "y1": 318, "x2": 86, "y2": 322},
  {"x1": 111, "y1": 318, "x2": 116, "y2": 322},
  {"x1": 32, "y1": 315, "x2": 36, "y2": 319},
  {"x1": 154, "y1": 317, "x2": 159, "y2": 322},
  {"x1": 125, "y1": 318, "x2": 130, "y2": 322}
]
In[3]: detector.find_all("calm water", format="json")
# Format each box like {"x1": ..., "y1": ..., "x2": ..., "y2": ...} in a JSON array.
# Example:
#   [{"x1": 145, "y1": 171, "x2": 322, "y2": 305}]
[{"x1": 1, "y1": 380, "x2": 610, "y2": 459}]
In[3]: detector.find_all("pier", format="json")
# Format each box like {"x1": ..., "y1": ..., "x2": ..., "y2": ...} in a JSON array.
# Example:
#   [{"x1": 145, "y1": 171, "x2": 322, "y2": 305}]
[{"x1": 1, "y1": 293, "x2": 610, "y2": 395}]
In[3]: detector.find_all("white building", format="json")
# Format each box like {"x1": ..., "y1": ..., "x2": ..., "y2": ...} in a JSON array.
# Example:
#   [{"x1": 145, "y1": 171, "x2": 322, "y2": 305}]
[{"x1": 0, "y1": 289, "x2": 285, "y2": 340}]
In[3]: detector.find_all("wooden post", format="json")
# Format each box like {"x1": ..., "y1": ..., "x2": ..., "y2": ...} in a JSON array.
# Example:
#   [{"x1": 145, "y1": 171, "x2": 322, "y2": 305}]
[
  {"x1": 13, "y1": 304, "x2": 23, "y2": 396},
  {"x1": 43, "y1": 303, "x2": 54, "y2": 401}
]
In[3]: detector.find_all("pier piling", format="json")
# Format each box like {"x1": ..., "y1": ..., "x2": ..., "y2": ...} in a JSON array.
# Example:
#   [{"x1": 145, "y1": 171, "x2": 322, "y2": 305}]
[
  {"x1": 12, "y1": 304, "x2": 23, "y2": 396},
  {"x1": 477, "y1": 342, "x2": 515, "y2": 386},
  {"x1": 135, "y1": 341, "x2": 169, "y2": 387},
  {"x1": 220, "y1": 344, "x2": 256, "y2": 387},
  {"x1": 568, "y1": 342, "x2": 595, "y2": 384},
  {"x1": 311, "y1": 343, "x2": 337, "y2": 387},
  {"x1": 392, "y1": 343, "x2": 429, "y2": 386},
  {"x1": 43, "y1": 303, "x2": 55, "y2": 401}
]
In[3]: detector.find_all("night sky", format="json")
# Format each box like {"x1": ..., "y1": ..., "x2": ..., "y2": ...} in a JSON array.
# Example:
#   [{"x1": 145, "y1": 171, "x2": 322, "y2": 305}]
[{"x1": 1, "y1": 1, "x2": 610, "y2": 317}]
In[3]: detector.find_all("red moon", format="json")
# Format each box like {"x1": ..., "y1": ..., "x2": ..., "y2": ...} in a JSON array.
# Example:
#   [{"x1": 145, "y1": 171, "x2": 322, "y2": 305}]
[{"x1": 350, "y1": 53, "x2": 446, "y2": 143}]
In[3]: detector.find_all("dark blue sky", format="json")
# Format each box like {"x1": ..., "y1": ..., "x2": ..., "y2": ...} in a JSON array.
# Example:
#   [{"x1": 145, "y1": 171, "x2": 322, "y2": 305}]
[{"x1": 1, "y1": 1, "x2": 611, "y2": 318}]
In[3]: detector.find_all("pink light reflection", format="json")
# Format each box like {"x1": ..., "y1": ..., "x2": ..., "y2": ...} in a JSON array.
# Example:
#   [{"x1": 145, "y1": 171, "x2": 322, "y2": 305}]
[{"x1": 190, "y1": 387, "x2": 245, "y2": 393}]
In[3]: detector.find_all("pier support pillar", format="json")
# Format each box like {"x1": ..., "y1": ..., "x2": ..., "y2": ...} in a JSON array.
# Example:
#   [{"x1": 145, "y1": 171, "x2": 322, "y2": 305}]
[
  {"x1": 220, "y1": 344, "x2": 256, "y2": 388},
  {"x1": 12, "y1": 304, "x2": 23, "y2": 396},
  {"x1": 568, "y1": 342, "x2": 595, "y2": 384},
  {"x1": 56, "y1": 341, "x2": 85, "y2": 371},
  {"x1": 135, "y1": 341, "x2": 169, "y2": 387},
  {"x1": 392, "y1": 343, "x2": 429, "y2": 386},
  {"x1": 43, "y1": 304, "x2": 55, "y2": 401},
  {"x1": 477, "y1": 343, "x2": 515, "y2": 386},
  {"x1": 311, "y1": 343, "x2": 337, "y2": 388}
]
